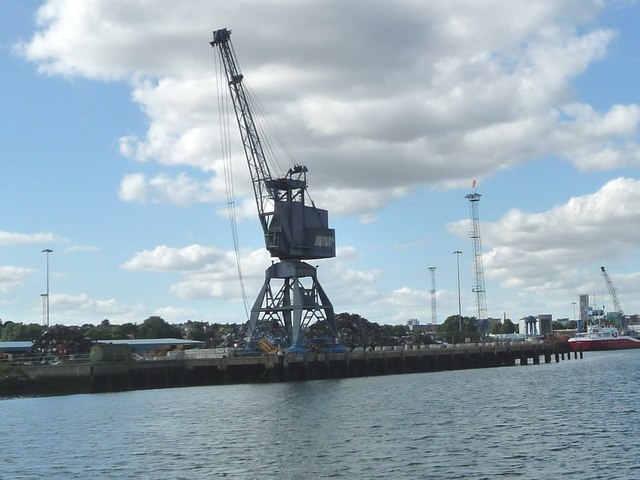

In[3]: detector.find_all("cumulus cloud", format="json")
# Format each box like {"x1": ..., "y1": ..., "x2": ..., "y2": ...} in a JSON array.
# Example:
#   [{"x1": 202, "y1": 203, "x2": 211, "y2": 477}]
[
  {"x1": 122, "y1": 244, "x2": 225, "y2": 271},
  {"x1": 0, "y1": 230, "x2": 62, "y2": 246},
  {"x1": 118, "y1": 172, "x2": 222, "y2": 205},
  {"x1": 50, "y1": 293, "x2": 127, "y2": 314},
  {"x1": 554, "y1": 103, "x2": 640, "y2": 170},
  {"x1": 0, "y1": 267, "x2": 34, "y2": 293},
  {"x1": 44, "y1": 293, "x2": 149, "y2": 325},
  {"x1": 17, "y1": 0, "x2": 219, "y2": 80},
  {"x1": 65, "y1": 245, "x2": 101, "y2": 254},
  {"x1": 17, "y1": 0, "x2": 639, "y2": 220},
  {"x1": 14, "y1": 0, "x2": 640, "y2": 324},
  {"x1": 121, "y1": 244, "x2": 267, "y2": 303},
  {"x1": 448, "y1": 177, "x2": 640, "y2": 294},
  {"x1": 120, "y1": 241, "x2": 379, "y2": 307}
]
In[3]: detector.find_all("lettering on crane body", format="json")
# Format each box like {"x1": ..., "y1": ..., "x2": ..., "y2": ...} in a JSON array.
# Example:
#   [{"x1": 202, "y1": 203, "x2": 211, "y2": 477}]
[{"x1": 315, "y1": 235, "x2": 335, "y2": 248}]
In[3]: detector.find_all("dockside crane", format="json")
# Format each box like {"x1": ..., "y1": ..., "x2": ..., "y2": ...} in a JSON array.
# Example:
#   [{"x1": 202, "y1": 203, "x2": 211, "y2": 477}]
[
  {"x1": 600, "y1": 266, "x2": 628, "y2": 332},
  {"x1": 210, "y1": 28, "x2": 342, "y2": 352}
]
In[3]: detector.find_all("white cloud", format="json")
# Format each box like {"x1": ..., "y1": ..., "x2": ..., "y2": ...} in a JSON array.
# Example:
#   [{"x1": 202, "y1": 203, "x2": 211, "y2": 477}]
[
  {"x1": 448, "y1": 177, "x2": 640, "y2": 297},
  {"x1": 44, "y1": 293, "x2": 147, "y2": 325},
  {"x1": 65, "y1": 245, "x2": 102, "y2": 254},
  {"x1": 14, "y1": 0, "x2": 640, "y2": 325},
  {"x1": 118, "y1": 172, "x2": 221, "y2": 205},
  {"x1": 121, "y1": 241, "x2": 382, "y2": 310},
  {"x1": 0, "y1": 266, "x2": 34, "y2": 293},
  {"x1": 118, "y1": 76, "x2": 220, "y2": 169},
  {"x1": 18, "y1": 0, "x2": 220, "y2": 80},
  {"x1": 122, "y1": 244, "x2": 225, "y2": 271},
  {"x1": 553, "y1": 103, "x2": 640, "y2": 171},
  {"x1": 17, "y1": 0, "x2": 637, "y2": 220},
  {"x1": 0, "y1": 231, "x2": 62, "y2": 246},
  {"x1": 153, "y1": 305, "x2": 201, "y2": 323},
  {"x1": 169, "y1": 248, "x2": 269, "y2": 300},
  {"x1": 118, "y1": 173, "x2": 148, "y2": 203}
]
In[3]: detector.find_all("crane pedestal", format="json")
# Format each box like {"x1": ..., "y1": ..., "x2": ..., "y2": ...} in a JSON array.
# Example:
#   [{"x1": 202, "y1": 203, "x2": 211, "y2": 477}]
[{"x1": 247, "y1": 260, "x2": 341, "y2": 352}]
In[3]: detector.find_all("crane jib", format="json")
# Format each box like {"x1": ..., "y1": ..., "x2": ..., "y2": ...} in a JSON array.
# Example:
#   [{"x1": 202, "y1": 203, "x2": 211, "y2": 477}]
[{"x1": 211, "y1": 28, "x2": 335, "y2": 262}]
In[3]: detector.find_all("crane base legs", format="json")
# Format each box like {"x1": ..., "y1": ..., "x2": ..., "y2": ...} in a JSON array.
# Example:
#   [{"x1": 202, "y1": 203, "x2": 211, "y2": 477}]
[{"x1": 246, "y1": 260, "x2": 341, "y2": 352}]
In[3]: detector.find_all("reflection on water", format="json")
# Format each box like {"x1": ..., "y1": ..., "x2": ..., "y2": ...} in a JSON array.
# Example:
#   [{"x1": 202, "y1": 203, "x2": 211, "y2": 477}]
[{"x1": 3, "y1": 351, "x2": 640, "y2": 479}]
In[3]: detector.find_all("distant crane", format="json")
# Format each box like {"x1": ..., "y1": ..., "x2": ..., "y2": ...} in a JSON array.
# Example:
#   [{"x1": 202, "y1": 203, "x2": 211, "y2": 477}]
[
  {"x1": 600, "y1": 266, "x2": 627, "y2": 332},
  {"x1": 210, "y1": 28, "x2": 341, "y2": 352}
]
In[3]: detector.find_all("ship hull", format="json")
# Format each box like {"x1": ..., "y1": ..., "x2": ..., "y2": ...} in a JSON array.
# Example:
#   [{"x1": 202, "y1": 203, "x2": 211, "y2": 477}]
[{"x1": 567, "y1": 337, "x2": 640, "y2": 351}]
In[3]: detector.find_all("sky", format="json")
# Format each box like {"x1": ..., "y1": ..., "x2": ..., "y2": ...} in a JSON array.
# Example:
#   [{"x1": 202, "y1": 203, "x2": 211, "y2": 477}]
[{"x1": 1, "y1": 0, "x2": 640, "y2": 328}]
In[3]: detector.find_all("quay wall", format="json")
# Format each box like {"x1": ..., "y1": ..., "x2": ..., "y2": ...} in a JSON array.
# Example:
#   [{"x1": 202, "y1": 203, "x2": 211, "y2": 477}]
[{"x1": 4, "y1": 341, "x2": 577, "y2": 397}]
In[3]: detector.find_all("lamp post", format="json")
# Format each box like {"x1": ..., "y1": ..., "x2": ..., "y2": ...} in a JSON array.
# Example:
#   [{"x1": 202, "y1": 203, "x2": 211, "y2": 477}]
[
  {"x1": 453, "y1": 250, "x2": 462, "y2": 334},
  {"x1": 42, "y1": 249, "x2": 53, "y2": 328}
]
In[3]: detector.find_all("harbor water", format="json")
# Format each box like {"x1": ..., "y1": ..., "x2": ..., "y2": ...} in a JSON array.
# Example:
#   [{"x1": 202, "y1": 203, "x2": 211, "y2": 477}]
[{"x1": 2, "y1": 350, "x2": 639, "y2": 479}]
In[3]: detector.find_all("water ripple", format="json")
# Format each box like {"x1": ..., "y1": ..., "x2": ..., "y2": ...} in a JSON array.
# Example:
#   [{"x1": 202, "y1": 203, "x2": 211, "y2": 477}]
[{"x1": 2, "y1": 351, "x2": 640, "y2": 479}]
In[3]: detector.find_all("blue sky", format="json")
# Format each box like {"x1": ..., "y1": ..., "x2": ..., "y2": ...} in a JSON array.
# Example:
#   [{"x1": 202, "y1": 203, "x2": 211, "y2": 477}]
[{"x1": 1, "y1": 0, "x2": 640, "y2": 328}]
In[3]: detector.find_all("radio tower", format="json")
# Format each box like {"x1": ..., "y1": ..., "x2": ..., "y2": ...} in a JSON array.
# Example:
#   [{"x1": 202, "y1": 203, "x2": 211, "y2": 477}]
[
  {"x1": 428, "y1": 267, "x2": 437, "y2": 324},
  {"x1": 465, "y1": 181, "x2": 488, "y2": 336}
]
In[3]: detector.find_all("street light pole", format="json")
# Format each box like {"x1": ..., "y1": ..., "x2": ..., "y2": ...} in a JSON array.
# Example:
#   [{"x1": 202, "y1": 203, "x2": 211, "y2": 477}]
[
  {"x1": 453, "y1": 250, "x2": 462, "y2": 334},
  {"x1": 42, "y1": 249, "x2": 53, "y2": 328}
]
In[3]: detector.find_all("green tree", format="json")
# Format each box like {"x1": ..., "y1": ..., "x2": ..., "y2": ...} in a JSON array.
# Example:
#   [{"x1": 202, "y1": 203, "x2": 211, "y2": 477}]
[
  {"x1": 84, "y1": 328, "x2": 106, "y2": 341},
  {"x1": 138, "y1": 316, "x2": 181, "y2": 339},
  {"x1": 1, "y1": 321, "x2": 15, "y2": 341},
  {"x1": 438, "y1": 315, "x2": 480, "y2": 343},
  {"x1": 500, "y1": 319, "x2": 516, "y2": 334},
  {"x1": 1, "y1": 322, "x2": 44, "y2": 341},
  {"x1": 114, "y1": 323, "x2": 139, "y2": 339},
  {"x1": 184, "y1": 321, "x2": 208, "y2": 341},
  {"x1": 382, "y1": 324, "x2": 409, "y2": 338}
]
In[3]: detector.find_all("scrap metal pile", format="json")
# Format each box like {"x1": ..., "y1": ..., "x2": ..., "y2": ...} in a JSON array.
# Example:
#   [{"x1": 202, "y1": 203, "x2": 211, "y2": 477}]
[{"x1": 30, "y1": 326, "x2": 94, "y2": 357}]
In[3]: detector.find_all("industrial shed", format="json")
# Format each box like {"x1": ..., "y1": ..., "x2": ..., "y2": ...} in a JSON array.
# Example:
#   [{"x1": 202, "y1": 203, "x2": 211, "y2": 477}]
[
  {"x1": 95, "y1": 338, "x2": 205, "y2": 353},
  {"x1": 0, "y1": 341, "x2": 33, "y2": 354}
]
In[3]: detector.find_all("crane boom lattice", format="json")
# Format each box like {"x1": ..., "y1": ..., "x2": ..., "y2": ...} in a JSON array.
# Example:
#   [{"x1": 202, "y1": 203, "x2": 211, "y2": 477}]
[
  {"x1": 466, "y1": 191, "x2": 488, "y2": 335},
  {"x1": 601, "y1": 266, "x2": 627, "y2": 332}
]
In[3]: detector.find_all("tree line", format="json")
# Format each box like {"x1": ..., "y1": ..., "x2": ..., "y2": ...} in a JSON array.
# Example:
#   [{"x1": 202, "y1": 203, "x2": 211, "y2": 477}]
[
  {"x1": 0, "y1": 316, "x2": 238, "y2": 344},
  {"x1": 1, "y1": 313, "x2": 541, "y2": 347}
]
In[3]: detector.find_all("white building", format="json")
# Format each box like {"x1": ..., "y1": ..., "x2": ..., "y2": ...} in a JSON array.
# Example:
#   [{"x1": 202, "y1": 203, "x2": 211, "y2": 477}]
[{"x1": 518, "y1": 314, "x2": 553, "y2": 336}]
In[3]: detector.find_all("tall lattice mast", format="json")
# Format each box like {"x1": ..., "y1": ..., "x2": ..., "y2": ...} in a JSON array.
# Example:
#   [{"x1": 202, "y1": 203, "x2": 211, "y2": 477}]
[
  {"x1": 465, "y1": 182, "x2": 488, "y2": 335},
  {"x1": 428, "y1": 267, "x2": 436, "y2": 324}
]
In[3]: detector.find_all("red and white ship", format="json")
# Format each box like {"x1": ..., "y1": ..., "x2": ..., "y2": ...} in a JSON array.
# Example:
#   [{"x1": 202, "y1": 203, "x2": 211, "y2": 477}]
[{"x1": 568, "y1": 325, "x2": 640, "y2": 351}]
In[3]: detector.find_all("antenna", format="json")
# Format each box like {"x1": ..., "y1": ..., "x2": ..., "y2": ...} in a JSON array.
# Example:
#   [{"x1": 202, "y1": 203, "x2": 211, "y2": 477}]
[{"x1": 465, "y1": 180, "x2": 488, "y2": 335}]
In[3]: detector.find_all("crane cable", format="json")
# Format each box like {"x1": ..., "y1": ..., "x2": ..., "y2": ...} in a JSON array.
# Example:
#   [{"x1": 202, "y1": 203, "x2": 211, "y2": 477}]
[
  {"x1": 243, "y1": 83, "x2": 294, "y2": 178},
  {"x1": 226, "y1": 39, "x2": 296, "y2": 178},
  {"x1": 214, "y1": 53, "x2": 250, "y2": 319},
  {"x1": 243, "y1": 83, "x2": 323, "y2": 213}
]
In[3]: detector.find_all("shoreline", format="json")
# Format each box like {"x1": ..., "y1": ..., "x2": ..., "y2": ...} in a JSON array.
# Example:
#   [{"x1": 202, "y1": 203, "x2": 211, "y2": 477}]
[{"x1": 1, "y1": 340, "x2": 575, "y2": 399}]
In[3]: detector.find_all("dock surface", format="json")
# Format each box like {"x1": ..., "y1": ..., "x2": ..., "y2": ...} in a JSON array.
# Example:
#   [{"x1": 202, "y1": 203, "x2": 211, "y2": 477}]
[{"x1": 2, "y1": 341, "x2": 577, "y2": 397}]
